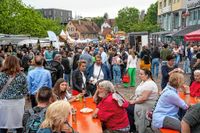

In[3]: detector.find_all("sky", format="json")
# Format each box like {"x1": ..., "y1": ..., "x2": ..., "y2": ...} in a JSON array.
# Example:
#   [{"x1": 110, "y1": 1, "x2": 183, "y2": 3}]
[{"x1": 22, "y1": 0, "x2": 157, "y2": 18}]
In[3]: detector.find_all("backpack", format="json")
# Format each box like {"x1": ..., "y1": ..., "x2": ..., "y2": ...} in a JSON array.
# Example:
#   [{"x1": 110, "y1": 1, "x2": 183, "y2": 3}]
[
  {"x1": 44, "y1": 62, "x2": 58, "y2": 86},
  {"x1": 25, "y1": 108, "x2": 46, "y2": 133}
]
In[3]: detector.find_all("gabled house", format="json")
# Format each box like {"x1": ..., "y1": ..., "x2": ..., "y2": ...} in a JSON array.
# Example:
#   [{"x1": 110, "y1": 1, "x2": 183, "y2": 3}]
[{"x1": 66, "y1": 20, "x2": 100, "y2": 40}]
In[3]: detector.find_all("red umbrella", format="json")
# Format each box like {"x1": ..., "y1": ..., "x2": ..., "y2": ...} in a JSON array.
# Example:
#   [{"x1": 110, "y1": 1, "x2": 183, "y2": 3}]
[{"x1": 184, "y1": 29, "x2": 200, "y2": 41}]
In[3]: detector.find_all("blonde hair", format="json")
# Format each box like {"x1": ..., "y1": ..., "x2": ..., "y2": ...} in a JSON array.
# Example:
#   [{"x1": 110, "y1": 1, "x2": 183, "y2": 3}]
[
  {"x1": 40, "y1": 100, "x2": 71, "y2": 132},
  {"x1": 129, "y1": 49, "x2": 135, "y2": 59},
  {"x1": 169, "y1": 72, "x2": 184, "y2": 88},
  {"x1": 98, "y1": 80, "x2": 115, "y2": 93}
]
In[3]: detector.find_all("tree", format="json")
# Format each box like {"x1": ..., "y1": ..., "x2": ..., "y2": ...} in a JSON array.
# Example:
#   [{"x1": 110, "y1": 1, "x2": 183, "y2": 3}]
[
  {"x1": 91, "y1": 16, "x2": 104, "y2": 28},
  {"x1": 115, "y1": 7, "x2": 139, "y2": 32},
  {"x1": 144, "y1": 2, "x2": 158, "y2": 25},
  {"x1": 0, "y1": 0, "x2": 62, "y2": 37}
]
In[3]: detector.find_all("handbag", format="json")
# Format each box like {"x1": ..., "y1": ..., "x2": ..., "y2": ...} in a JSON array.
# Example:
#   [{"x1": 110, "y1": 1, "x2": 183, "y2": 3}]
[
  {"x1": 0, "y1": 76, "x2": 15, "y2": 97},
  {"x1": 122, "y1": 73, "x2": 130, "y2": 83}
]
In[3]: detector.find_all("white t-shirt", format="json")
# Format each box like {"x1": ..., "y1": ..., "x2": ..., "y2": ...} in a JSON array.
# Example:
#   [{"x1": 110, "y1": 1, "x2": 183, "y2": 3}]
[
  {"x1": 126, "y1": 55, "x2": 137, "y2": 69},
  {"x1": 135, "y1": 80, "x2": 158, "y2": 100},
  {"x1": 93, "y1": 64, "x2": 104, "y2": 80}
]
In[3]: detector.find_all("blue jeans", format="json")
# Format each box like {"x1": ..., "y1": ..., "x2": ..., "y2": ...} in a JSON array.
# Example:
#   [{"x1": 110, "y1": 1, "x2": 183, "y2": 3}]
[
  {"x1": 151, "y1": 58, "x2": 159, "y2": 78},
  {"x1": 183, "y1": 58, "x2": 191, "y2": 74},
  {"x1": 112, "y1": 65, "x2": 121, "y2": 85},
  {"x1": 175, "y1": 54, "x2": 180, "y2": 66}
]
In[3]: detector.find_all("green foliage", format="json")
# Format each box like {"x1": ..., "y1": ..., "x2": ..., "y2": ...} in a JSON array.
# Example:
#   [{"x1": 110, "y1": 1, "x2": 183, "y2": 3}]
[
  {"x1": 115, "y1": 3, "x2": 160, "y2": 33},
  {"x1": 144, "y1": 2, "x2": 158, "y2": 25},
  {"x1": 115, "y1": 7, "x2": 139, "y2": 32},
  {"x1": 91, "y1": 16, "x2": 104, "y2": 28},
  {"x1": 0, "y1": 0, "x2": 62, "y2": 37}
]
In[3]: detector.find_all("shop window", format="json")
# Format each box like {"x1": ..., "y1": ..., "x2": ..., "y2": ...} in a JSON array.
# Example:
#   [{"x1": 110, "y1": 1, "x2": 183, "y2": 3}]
[
  {"x1": 194, "y1": 10, "x2": 197, "y2": 20},
  {"x1": 198, "y1": 10, "x2": 200, "y2": 20}
]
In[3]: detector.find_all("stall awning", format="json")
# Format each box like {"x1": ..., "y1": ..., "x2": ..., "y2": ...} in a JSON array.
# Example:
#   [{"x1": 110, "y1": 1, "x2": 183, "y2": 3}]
[
  {"x1": 172, "y1": 25, "x2": 200, "y2": 37},
  {"x1": 184, "y1": 29, "x2": 200, "y2": 41}
]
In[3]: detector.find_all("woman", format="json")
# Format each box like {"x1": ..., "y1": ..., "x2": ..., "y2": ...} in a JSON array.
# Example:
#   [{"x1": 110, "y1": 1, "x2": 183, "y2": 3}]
[
  {"x1": 112, "y1": 52, "x2": 122, "y2": 86},
  {"x1": 190, "y1": 70, "x2": 200, "y2": 97},
  {"x1": 173, "y1": 44, "x2": 180, "y2": 66},
  {"x1": 92, "y1": 80, "x2": 130, "y2": 132},
  {"x1": 37, "y1": 100, "x2": 73, "y2": 133},
  {"x1": 0, "y1": 55, "x2": 28, "y2": 133},
  {"x1": 140, "y1": 55, "x2": 151, "y2": 70},
  {"x1": 129, "y1": 69, "x2": 158, "y2": 133},
  {"x1": 151, "y1": 47, "x2": 160, "y2": 78},
  {"x1": 53, "y1": 78, "x2": 78, "y2": 102},
  {"x1": 125, "y1": 49, "x2": 137, "y2": 87},
  {"x1": 72, "y1": 60, "x2": 87, "y2": 96},
  {"x1": 152, "y1": 72, "x2": 189, "y2": 131}
]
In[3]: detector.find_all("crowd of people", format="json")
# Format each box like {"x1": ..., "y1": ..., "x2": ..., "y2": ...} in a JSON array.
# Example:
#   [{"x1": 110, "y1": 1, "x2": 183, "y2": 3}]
[{"x1": 0, "y1": 41, "x2": 199, "y2": 133}]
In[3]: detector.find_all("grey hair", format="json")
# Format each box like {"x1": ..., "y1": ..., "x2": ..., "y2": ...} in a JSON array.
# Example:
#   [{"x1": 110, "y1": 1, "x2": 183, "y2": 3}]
[
  {"x1": 194, "y1": 70, "x2": 200, "y2": 75},
  {"x1": 98, "y1": 80, "x2": 115, "y2": 93}
]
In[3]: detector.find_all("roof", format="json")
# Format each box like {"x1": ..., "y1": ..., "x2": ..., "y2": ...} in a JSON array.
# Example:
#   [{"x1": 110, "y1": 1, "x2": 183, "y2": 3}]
[
  {"x1": 70, "y1": 20, "x2": 100, "y2": 34},
  {"x1": 102, "y1": 28, "x2": 112, "y2": 37},
  {"x1": 151, "y1": 31, "x2": 171, "y2": 35},
  {"x1": 172, "y1": 25, "x2": 200, "y2": 37},
  {"x1": 128, "y1": 32, "x2": 148, "y2": 36}
]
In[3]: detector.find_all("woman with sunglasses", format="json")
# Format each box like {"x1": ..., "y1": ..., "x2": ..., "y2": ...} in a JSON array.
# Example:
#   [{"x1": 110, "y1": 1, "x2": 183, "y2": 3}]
[{"x1": 53, "y1": 78, "x2": 78, "y2": 102}]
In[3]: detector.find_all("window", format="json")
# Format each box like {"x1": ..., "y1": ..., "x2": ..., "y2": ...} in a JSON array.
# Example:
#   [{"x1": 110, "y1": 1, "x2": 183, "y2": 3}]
[
  {"x1": 49, "y1": 10, "x2": 52, "y2": 16},
  {"x1": 160, "y1": 2, "x2": 162, "y2": 9},
  {"x1": 61, "y1": 12, "x2": 63, "y2": 16},
  {"x1": 168, "y1": 0, "x2": 172, "y2": 5},
  {"x1": 194, "y1": 10, "x2": 197, "y2": 20},
  {"x1": 164, "y1": 0, "x2": 167, "y2": 7},
  {"x1": 198, "y1": 10, "x2": 200, "y2": 19},
  {"x1": 71, "y1": 27, "x2": 74, "y2": 31}
]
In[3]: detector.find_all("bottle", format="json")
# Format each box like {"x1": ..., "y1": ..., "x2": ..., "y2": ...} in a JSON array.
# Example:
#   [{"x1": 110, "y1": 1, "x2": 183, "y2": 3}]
[{"x1": 71, "y1": 108, "x2": 77, "y2": 124}]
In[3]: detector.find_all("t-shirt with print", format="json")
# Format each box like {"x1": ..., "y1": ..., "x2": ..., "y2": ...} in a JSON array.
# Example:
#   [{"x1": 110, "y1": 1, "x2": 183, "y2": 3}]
[{"x1": 183, "y1": 103, "x2": 200, "y2": 133}]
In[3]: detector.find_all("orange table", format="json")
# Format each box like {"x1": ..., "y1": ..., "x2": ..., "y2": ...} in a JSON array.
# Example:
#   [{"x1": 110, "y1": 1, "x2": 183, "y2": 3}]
[
  {"x1": 160, "y1": 128, "x2": 179, "y2": 133},
  {"x1": 179, "y1": 92, "x2": 197, "y2": 105},
  {"x1": 69, "y1": 97, "x2": 103, "y2": 133}
]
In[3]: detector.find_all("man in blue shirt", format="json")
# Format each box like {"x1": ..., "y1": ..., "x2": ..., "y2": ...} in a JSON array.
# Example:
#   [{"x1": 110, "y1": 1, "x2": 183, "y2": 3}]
[{"x1": 27, "y1": 55, "x2": 52, "y2": 107}]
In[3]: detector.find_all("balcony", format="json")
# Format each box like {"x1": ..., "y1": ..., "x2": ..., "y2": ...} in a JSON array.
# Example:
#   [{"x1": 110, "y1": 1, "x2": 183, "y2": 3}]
[{"x1": 161, "y1": 6, "x2": 172, "y2": 14}]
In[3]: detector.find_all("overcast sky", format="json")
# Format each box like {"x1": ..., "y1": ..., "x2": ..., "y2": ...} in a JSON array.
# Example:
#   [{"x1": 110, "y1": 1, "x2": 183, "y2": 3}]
[{"x1": 22, "y1": 0, "x2": 157, "y2": 18}]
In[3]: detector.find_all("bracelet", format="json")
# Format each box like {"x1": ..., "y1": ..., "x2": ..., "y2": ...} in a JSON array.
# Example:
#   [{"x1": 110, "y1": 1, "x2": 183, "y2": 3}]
[{"x1": 184, "y1": 92, "x2": 190, "y2": 95}]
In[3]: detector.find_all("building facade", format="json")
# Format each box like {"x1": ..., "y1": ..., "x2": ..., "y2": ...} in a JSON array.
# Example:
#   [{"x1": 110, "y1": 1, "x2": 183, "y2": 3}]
[
  {"x1": 187, "y1": 0, "x2": 200, "y2": 26},
  {"x1": 66, "y1": 20, "x2": 100, "y2": 39},
  {"x1": 37, "y1": 8, "x2": 72, "y2": 24},
  {"x1": 158, "y1": 0, "x2": 187, "y2": 31}
]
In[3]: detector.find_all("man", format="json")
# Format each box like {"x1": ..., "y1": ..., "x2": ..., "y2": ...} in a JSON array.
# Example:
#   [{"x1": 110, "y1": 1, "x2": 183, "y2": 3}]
[
  {"x1": 99, "y1": 47, "x2": 108, "y2": 64},
  {"x1": 27, "y1": 55, "x2": 52, "y2": 107},
  {"x1": 73, "y1": 49, "x2": 82, "y2": 70},
  {"x1": 61, "y1": 52, "x2": 71, "y2": 85},
  {"x1": 79, "y1": 47, "x2": 93, "y2": 68},
  {"x1": 160, "y1": 44, "x2": 171, "y2": 65},
  {"x1": 44, "y1": 47, "x2": 53, "y2": 63},
  {"x1": 23, "y1": 87, "x2": 54, "y2": 132},
  {"x1": 87, "y1": 55, "x2": 111, "y2": 95},
  {"x1": 181, "y1": 103, "x2": 200, "y2": 133},
  {"x1": 49, "y1": 54, "x2": 64, "y2": 86}
]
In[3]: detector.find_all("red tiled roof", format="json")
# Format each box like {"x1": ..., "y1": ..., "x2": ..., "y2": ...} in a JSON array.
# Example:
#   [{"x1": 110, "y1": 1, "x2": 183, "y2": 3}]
[{"x1": 71, "y1": 20, "x2": 100, "y2": 34}]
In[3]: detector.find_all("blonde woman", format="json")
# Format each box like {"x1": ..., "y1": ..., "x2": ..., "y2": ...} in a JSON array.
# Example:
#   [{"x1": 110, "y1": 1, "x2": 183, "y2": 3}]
[
  {"x1": 152, "y1": 72, "x2": 189, "y2": 132},
  {"x1": 125, "y1": 49, "x2": 137, "y2": 87},
  {"x1": 37, "y1": 100, "x2": 73, "y2": 133}
]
